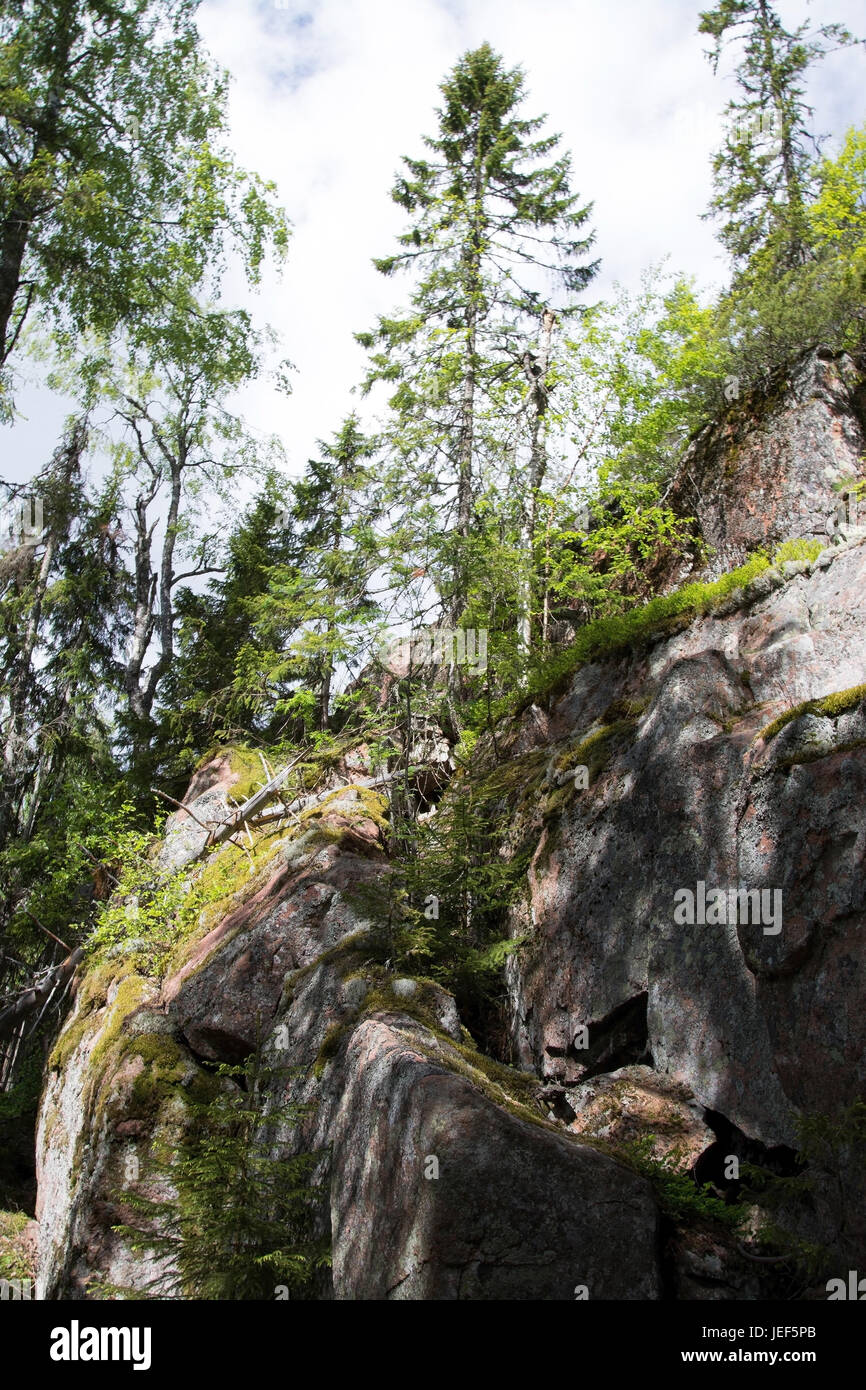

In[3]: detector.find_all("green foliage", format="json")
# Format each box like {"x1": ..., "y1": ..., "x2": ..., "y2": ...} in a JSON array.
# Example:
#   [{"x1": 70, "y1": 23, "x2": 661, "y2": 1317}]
[
  {"x1": 358, "y1": 41, "x2": 598, "y2": 617},
  {"x1": 80, "y1": 807, "x2": 311, "y2": 986},
  {"x1": 712, "y1": 249, "x2": 866, "y2": 394},
  {"x1": 484, "y1": 551, "x2": 772, "y2": 726},
  {"x1": 0, "y1": 1210, "x2": 32, "y2": 1282},
  {"x1": 698, "y1": 0, "x2": 860, "y2": 272},
  {"x1": 538, "y1": 477, "x2": 698, "y2": 625},
  {"x1": 555, "y1": 270, "x2": 722, "y2": 489},
  {"x1": 349, "y1": 772, "x2": 531, "y2": 1038},
  {"x1": 0, "y1": 0, "x2": 288, "y2": 402},
  {"x1": 232, "y1": 417, "x2": 384, "y2": 743},
  {"x1": 809, "y1": 123, "x2": 866, "y2": 281},
  {"x1": 108, "y1": 1049, "x2": 329, "y2": 1300},
  {"x1": 160, "y1": 478, "x2": 299, "y2": 767},
  {"x1": 0, "y1": 1048, "x2": 41, "y2": 1121},
  {"x1": 621, "y1": 1134, "x2": 744, "y2": 1229},
  {"x1": 737, "y1": 1102, "x2": 866, "y2": 1281}
]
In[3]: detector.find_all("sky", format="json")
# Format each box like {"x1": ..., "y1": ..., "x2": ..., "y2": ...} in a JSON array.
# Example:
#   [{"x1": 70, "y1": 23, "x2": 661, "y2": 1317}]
[{"x1": 1, "y1": 0, "x2": 864, "y2": 490}]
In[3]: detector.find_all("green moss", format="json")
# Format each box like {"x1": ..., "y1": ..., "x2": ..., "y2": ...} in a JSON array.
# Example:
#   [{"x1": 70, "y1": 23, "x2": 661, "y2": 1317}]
[
  {"x1": 193, "y1": 744, "x2": 268, "y2": 804},
  {"x1": 127, "y1": 1038, "x2": 188, "y2": 1115},
  {"x1": 448, "y1": 1038, "x2": 539, "y2": 1111},
  {"x1": 476, "y1": 746, "x2": 550, "y2": 799},
  {"x1": 502, "y1": 552, "x2": 772, "y2": 720},
  {"x1": 312, "y1": 966, "x2": 551, "y2": 1131},
  {"x1": 192, "y1": 826, "x2": 294, "y2": 936},
  {"x1": 544, "y1": 719, "x2": 637, "y2": 818},
  {"x1": 313, "y1": 1019, "x2": 354, "y2": 1078},
  {"x1": 0, "y1": 1211, "x2": 29, "y2": 1237},
  {"x1": 48, "y1": 961, "x2": 137, "y2": 1071},
  {"x1": 772, "y1": 538, "x2": 825, "y2": 567},
  {"x1": 88, "y1": 975, "x2": 153, "y2": 1079},
  {"x1": 364, "y1": 975, "x2": 450, "y2": 1032},
  {"x1": 98, "y1": 1031, "x2": 223, "y2": 1134},
  {"x1": 0, "y1": 1210, "x2": 33, "y2": 1283},
  {"x1": 776, "y1": 737, "x2": 866, "y2": 772},
  {"x1": 281, "y1": 931, "x2": 371, "y2": 1009},
  {"x1": 299, "y1": 786, "x2": 389, "y2": 834},
  {"x1": 312, "y1": 970, "x2": 452, "y2": 1077},
  {"x1": 352, "y1": 786, "x2": 390, "y2": 832},
  {"x1": 601, "y1": 695, "x2": 651, "y2": 723},
  {"x1": 412, "y1": 1029, "x2": 551, "y2": 1132},
  {"x1": 459, "y1": 748, "x2": 552, "y2": 844},
  {"x1": 757, "y1": 683, "x2": 866, "y2": 744}
]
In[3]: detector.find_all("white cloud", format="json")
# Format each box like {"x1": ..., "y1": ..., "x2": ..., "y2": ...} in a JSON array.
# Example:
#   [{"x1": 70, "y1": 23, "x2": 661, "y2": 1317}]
[{"x1": 3, "y1": 0, "x2": 864, "y2": 486}]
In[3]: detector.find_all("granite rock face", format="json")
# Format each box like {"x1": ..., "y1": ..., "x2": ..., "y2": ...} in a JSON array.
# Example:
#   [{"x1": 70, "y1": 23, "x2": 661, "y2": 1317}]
[
  {"x1": 506, "y1": 538, "x2": 866, "y2": 1156},
  {"x1": 32, "y1": 359, "x2": 866, "y2": 1298},
  {"x1": 36, "y1": 780, "x2": 662, "y2": 1301},
  {"x1": 658, "y1": 349, "x2": 866, "y2": 588},
  {"x1": 330, "y1": 1017, "x2": 660, "y2": 1300},
  {"x1": 564, "y1": 1065, "x2": 715, "y2": 1169}
]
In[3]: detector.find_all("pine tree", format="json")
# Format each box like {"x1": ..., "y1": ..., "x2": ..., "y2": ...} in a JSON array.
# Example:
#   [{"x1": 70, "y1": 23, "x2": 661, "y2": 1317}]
[
  {"x1": 357, "y1": 43, "x2": 598, "y2": 623},
  {"x1": 288, "y1": 416, "x2": 382, "y2": 732},
  {"x1": 110, "y1": 1050, "x2": 329, "y2": 1301},
  {"x1": 699, "y1": 0, "x2": 860, "y2": 273}
]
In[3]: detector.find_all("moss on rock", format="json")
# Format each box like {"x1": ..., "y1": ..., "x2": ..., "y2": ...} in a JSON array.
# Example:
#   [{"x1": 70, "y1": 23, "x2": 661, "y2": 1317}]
[
  {"x1": 299, "y1": 785, "x2": 389, "y2": 834},
  {"x1": 544, "y1": 719, "x2": 637, "y2": 819},
  {"x1": 48, "y1": 960, "x2": 139, "y2": 1072},
  {"x1": 757, "y1": 683, "x2": 866, "y2": 745}
]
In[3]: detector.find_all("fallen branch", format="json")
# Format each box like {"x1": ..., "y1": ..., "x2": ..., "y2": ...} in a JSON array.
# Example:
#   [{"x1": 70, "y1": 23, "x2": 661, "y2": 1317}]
[
  {"x1": 22, "y1": 908, "x2": 71, "y2": 954},
  {"x1": 204, "y1": 749, "x2": 312, "y2": 852},
  {"x1": 0, "y1": 947, "x2": 85, "y2": 1043},
  {"x1": 248, "y1": 767, "x2": 406, "y2": 828},
  {"x1": 151, "y1": 787, "x2": 212, "y2": 833},
  {"x1": 75, "y1": 841, "x2": 120, "y2": 888}
]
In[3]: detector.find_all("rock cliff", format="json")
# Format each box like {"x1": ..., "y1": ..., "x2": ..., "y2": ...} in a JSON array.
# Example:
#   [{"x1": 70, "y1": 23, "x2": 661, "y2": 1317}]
[{"x1": 33, "y1": 351, "x2": 866, "y2": 1300}]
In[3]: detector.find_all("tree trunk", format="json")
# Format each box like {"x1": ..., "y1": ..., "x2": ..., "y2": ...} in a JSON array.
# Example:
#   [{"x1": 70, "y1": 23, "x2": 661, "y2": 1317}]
[
  {"x1": 451, "y1": 140, "x2": 486, "y2": 624},
  {"x1": 517, "y1": 308, "x2": 557, "y2": 659}
]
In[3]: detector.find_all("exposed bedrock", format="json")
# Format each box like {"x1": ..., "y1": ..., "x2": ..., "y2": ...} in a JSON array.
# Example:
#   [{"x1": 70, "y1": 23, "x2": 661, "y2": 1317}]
[{"x1": 506, "y1": 539, "x2": 866, "y2": 1156}]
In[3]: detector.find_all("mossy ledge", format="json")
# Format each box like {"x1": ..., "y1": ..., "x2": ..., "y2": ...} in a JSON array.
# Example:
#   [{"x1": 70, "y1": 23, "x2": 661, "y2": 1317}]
[
  {"x1": 502, "y1": 551, "x2": 774, "y2": 718},
  {"x1": 310, "y1": 967, "x2": 550, "y2": 1131},
  {"x1": 756, "y1": 683, "x2": 866, "y2": 745}
]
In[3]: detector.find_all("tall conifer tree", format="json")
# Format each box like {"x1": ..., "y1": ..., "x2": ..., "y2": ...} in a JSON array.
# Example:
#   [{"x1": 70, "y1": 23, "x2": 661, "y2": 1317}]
[
  {"x1": 357, "y1": 43, "x2": 598, "y2": 622},
  {"x1": 699, "y1": 0, "x2": 860, "y2": 272}
]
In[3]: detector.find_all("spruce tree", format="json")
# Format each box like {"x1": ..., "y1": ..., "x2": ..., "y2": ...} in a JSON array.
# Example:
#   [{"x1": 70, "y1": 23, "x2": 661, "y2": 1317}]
[
  {"x1": 159, "y1": 475, "x2": 298, "y2": 773},
  {"x1": 357, "y1": 43, "x2": 598, "y2": 623},
  {"x1": 234, "y1": 417, "x2": 383, "y2": 741},
  {"x1": 699, "y1": 0, "x2": 860, "y2": 273}
]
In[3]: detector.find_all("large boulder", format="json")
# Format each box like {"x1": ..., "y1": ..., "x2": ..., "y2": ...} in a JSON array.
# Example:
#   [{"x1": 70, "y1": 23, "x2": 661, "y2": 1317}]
[{"x1": 329, "y1": 1016, "x2": 661, "y2": 1300}]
